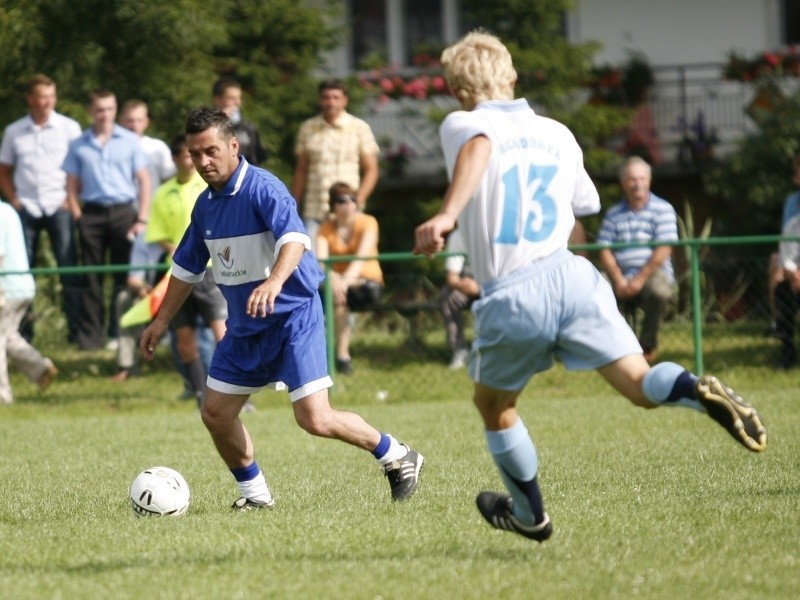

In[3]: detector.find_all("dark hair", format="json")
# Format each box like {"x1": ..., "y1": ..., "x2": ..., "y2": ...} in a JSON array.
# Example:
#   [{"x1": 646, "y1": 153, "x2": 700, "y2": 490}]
[
  {"x1": 328, "y1": 181, "x2": 356, "y2": 212},
  {"x1": 88, "y1": 88, "x2": 116, "y2": 105},
  {"x1": 185, "y1": 106, "x2": 235, "y2": 139},
  {"x1": 212, "y1": 75, "x2": 241, "y2": 98},
  {"x1": 318, "y1": 78, "x2": 348, "y2": 96},
  {"x1": 26, "y1": 74, "x2": 55, "y2": 95},
  {"x1": 169, "y1": 134, "x2": 188, "y2": 156}
]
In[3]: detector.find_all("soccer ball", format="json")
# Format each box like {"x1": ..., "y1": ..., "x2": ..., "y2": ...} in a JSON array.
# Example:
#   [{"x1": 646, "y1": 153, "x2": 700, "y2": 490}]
[{"x1": 129, "y1": 466, "x2": 191, "y2": 517}]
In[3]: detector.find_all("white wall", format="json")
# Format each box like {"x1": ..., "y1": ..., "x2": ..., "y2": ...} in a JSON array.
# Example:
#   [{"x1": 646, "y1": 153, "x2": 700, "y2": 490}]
[{"x1": 568, "y1": 0, "x2": 781, "y2": 66}]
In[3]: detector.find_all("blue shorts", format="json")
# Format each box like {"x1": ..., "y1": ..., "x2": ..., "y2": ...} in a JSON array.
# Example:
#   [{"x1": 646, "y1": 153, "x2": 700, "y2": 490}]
[
  {"x1": 469, "y1": 250, "x2": 641, "y2": 390},
  {"x1": 207, "y1": 295, "x2": 332, "y2": 402}
]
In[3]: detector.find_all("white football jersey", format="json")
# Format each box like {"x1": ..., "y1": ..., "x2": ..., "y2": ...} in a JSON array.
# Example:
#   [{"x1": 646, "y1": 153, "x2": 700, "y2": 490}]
[{"x1": 440, "y1": 99, "x2": 600, "y2": 285}]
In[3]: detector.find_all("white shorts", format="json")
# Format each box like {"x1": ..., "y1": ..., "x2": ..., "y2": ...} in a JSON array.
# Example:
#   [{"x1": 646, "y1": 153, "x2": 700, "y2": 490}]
[{"x1": 469, "y1": 250, "x2": 641, "y2": 390}]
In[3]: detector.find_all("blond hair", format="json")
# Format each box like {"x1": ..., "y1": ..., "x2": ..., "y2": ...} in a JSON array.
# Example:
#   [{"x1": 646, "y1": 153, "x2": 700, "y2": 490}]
[{"x1": 440, "y1": 31, "x2": 517, "y2": 110}]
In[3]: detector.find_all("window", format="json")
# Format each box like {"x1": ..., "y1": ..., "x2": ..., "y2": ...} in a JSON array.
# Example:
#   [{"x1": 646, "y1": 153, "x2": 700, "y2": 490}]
[
  {"x1": 351, "y1": 0, "x2": 387, "y2": 69},
  {"x1": 404, "y1": 0, "x2": 443, "y2": 64},
  {"x1": 784, "y1": 0, "x2": 800, "y2": 44}
]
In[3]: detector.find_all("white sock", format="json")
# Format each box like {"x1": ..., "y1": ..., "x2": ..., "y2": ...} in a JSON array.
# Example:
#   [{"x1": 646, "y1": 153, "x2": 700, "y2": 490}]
[
  {"x1": 236, "y1": 471, "x2": 273, "y2": 503},
  {"x1": 376, "y1": 435, "x2": 407, "y2": 466}
]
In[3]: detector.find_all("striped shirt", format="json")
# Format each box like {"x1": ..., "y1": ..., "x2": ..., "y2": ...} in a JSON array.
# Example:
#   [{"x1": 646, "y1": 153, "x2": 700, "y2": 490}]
[
  {"x1": 597, "y1": 193, "x2": 678, "y2": 282},
  {"x1": 294, "y1": 112, "x2": 379, "y2": 222}
]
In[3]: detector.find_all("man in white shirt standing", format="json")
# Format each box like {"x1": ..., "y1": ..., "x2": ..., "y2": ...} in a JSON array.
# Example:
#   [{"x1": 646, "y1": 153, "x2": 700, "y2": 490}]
[
  {"x1": 119, "y1": 99, "x2": 176, "y2": 198},
  {"x1": 0, "y1": 74, "x2": 83, "y2": 343}
]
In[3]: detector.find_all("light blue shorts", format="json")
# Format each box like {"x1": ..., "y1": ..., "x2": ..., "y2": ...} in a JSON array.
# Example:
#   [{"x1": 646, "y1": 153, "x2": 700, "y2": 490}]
[
  {"x1": 469, "y1": 250, "x2": 641, "y2": 391},
  {"x1": 207, "y1": 295, "x2": 333, "y2": 402}
]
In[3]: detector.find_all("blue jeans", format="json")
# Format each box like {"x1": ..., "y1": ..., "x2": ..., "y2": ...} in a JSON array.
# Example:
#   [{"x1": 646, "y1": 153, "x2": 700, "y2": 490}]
[{"x1": 19, "y1": 207, "x2": 83, "y2": 342}]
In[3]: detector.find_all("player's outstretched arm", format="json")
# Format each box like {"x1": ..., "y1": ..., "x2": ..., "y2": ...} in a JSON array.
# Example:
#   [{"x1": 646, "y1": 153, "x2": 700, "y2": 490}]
[{"x1": 414, "y1": 135, "x2": 491, "y2": 257}]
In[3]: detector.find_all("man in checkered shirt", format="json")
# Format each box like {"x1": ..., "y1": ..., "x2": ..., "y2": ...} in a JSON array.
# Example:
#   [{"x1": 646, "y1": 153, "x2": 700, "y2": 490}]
[{"x1": 291, "y1": 79, "x2": 380, "y2": 241}]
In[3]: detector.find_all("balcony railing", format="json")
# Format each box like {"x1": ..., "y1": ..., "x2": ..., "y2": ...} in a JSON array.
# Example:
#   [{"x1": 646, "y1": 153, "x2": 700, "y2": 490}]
[{"x1": 361, "y1": 62, "x2": 800, "y2": 179}]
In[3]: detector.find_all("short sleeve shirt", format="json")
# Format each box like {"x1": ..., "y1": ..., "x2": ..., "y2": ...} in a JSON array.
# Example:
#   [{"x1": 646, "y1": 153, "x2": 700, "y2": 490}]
[
  {"x1": 597, "y1": 194, "x2": 678, "y2": 281},
  {"x1": 171, "y1": 159, "x2": 323, "y2": 337},
  {"x1": 0, "y1": 111, "x2": 82, "y2": 217},
  {"x1": 62, "y1": 124, "x2": 148, "y2": 204},
  {"x1": 147, "y1": 172, "x2": 208, "y2": 247},
  {"x1": 317, "y1": 213, "x2": 383, "y2": 283},
  {"x1": 294, "y1": 112, "x2": 379, "y2": 222},
  {"x1": 439, "y1": 99, "x2": 600, "y2": 285}
]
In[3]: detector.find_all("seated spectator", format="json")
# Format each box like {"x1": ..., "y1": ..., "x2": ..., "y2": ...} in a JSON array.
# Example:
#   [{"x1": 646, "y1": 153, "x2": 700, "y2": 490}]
[
  {"x1": 316, "y1": 182, "x2": 383, "y2": 375},
  {"x1": 0, "y1": 201, "x2": 58, "y2": 403},
  {"x1": 146, "y1": 134, "x2": 227, "y2": 406},
  {"x1": 597, "y1": 157, "x2": 677, "y2": 363},
  {"x1": 109, "y1": 233, "x2": 165, "y2": 381},
  {"x1": 440, "y1": 229, "x2": 479, "y2": 370},
  {"x1": 440, "y1": 221, "x2": 587, "y2": 371},
  {"x1": 775, "y1": 213, "x2": 800, "y2": 369},
  {"x1": 766, "y1": 154, "x2": 800, "y2": 336}
]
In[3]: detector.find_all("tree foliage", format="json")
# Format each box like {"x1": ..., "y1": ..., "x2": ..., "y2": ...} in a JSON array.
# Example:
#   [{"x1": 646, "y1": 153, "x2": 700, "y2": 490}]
[
  {"x1": 0, "y1": 0, "x2": 339, "y2": 179},
  {"x1": 461, "y1": 0, "x2": 628, "y2": 204},
  {"x1": 705, "y1": 89, "x2": 800, "y2": 235}
]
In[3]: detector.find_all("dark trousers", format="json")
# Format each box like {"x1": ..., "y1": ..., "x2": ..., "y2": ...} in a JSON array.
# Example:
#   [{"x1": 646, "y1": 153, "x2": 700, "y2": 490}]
[
  {"x1": 75, "y1": 202, "x2": 136, "y2": 350},
  {"x1": 775, "y1": 280, "x2": 799, "y2": 363},
  {"x1": 439, "y1": 286, "x2": 474, "y2": 352},
  {"x1": 18, "y1": 207, "x2": 84, "y2": 343}
]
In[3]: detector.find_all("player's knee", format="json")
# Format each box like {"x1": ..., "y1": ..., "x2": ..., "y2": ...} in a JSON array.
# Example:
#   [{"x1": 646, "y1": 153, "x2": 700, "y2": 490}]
[
  {"x1": 199, "y1": 399, "x2": 229, "y2": 431},
  {"x1": 295, "y1": 407, "x2": 335, "y2": 437}
]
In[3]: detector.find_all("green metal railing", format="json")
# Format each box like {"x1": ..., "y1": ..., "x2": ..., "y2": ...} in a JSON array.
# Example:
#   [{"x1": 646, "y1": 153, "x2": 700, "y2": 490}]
[
  {"x1": 3, "y1": 234, "x2": 797, "y2": 381},
  {"x1": 320, "y1": 234, "x2": 799, "y2": 380}
]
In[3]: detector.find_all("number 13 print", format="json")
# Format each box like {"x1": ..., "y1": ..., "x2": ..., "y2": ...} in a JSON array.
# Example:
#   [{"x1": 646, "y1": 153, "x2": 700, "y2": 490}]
[{"x1": 496, "y1": 164, "x2": 557, "y2": 244}]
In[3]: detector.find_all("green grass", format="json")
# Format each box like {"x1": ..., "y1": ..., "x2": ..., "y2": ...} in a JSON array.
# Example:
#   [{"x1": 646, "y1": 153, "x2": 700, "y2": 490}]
[{"x1": 0, "y1": 331, "x2": 798, "y2": 600}]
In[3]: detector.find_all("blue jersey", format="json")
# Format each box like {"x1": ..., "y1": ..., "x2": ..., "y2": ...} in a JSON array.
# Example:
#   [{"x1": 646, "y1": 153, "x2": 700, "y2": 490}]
[{"x1": 172, "y1": 158, "x2": 323, "y2": 337}]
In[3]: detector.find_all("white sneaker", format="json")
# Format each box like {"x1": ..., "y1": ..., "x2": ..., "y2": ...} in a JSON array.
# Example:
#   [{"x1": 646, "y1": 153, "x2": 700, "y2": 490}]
[{"x1": 448, "y1": 348, "x2": 469, "y2": 370}]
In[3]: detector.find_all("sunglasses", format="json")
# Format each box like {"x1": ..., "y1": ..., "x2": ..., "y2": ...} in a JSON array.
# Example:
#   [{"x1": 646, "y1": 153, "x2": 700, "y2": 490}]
[{"x1": 333, "y1": 194, "x2": 356, "y2": 205}]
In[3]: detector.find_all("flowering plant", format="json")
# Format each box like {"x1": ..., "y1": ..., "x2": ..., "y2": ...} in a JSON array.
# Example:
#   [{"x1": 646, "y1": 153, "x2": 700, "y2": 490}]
[
  {"x1": 358, "y1": 67, "x2": 448, "y2": 101},
  {"x1": 382, "y1": 142, "x2": 415, "y2": 175},
  {"x1": 588, "y1": 53, "x2": 653, "y2": 106},
  {"x1": 675, "y1": 110, "x2": 719, "y2": 166},
  {"x1": 723, "y1": 46, "x2": 800, "y2": 81}
]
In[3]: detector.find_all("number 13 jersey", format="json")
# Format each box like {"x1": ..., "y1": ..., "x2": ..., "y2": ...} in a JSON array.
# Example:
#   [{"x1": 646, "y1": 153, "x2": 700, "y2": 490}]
[{"x1": 440, "y1": 98, "x2": 600, "y2": 285}]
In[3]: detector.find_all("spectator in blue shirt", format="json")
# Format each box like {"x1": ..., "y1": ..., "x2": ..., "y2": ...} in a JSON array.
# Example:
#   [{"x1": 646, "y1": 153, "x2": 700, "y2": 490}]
[
  {"x1": 766, "y1": 155, "x2": 800, "y2": 336},
  {"x1": 63, "y1": 89, "x2": 151, "y2": 350},
  {"x1": 598, "y1": 157, "x2": 678, "y2": 363}
]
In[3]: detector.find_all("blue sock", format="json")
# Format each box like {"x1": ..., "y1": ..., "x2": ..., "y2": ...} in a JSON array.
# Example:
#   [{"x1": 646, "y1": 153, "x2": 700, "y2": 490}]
[
  {"x1": 371, "y1": 433, "x2": 391, "y2": 460},
  {"x1": 485, "y1": 419, "x2": 545, "y2": 525},
  {"x1": 231, "y1": 461, "x2": 261, "y2": 482},
  {"x1": 642, "y1": 362, "x2": 703, "y2": 412}
]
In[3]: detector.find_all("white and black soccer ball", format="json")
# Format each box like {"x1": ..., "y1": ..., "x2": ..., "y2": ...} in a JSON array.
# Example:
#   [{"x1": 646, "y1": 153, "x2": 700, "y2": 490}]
[{"x1": 129, "y1": 466, "x2": 191, "y2": 517}]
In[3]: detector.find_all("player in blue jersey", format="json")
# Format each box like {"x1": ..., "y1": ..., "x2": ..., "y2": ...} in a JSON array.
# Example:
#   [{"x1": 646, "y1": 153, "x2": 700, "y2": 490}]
[
  {"x1": 140, "y1": 107, "x2": 423, "y2": 509},
  {"x1": 414, "y1": 32, "x2": 766, "y2": 543}
]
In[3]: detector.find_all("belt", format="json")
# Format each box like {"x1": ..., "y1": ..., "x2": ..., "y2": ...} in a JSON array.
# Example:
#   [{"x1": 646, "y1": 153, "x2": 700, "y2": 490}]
[{"x1": 82, "y1": 200, "x2": 135, "y2": 209}]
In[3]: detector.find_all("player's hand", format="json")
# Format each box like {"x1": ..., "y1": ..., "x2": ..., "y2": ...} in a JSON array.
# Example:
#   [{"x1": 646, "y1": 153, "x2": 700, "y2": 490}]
[
  {"x1": 247, "y1": 280, "x2": 282, "y2": 317},
  {"x1": 414, "y1": 213, "x2": 456, "y2": 258},
  {"x1": 140, "y1": 320, "x2": 166, "y2": 361}
]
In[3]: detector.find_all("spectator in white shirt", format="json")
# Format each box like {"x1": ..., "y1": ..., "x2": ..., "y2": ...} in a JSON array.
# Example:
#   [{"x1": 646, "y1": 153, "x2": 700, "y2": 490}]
[{"x1": 0, "y1": 74, "x2": 83, "y2": 343}]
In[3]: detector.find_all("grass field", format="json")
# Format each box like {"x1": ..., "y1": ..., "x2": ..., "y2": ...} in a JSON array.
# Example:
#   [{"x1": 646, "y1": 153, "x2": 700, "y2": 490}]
[{"x1": 0, "y1": 328, "x2": 798, "y2": 600}]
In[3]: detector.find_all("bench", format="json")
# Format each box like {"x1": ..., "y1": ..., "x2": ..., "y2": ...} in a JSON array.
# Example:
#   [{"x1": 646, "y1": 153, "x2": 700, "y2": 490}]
[{"x1": 349, "y1": 276, "x2": 442, "y2": 345}]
